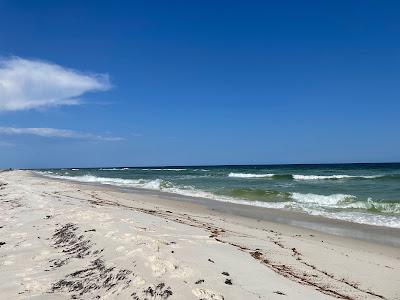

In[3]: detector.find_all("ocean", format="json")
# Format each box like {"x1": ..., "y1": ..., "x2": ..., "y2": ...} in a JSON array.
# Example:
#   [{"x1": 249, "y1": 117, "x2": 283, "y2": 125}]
[{"x1": 36, "y1": 163, "x2": 400, "y2": 228}]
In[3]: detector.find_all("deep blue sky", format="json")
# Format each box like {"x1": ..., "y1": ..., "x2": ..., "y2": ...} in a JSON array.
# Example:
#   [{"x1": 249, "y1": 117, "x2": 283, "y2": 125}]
[{"x1": 0, "y1": 0, "x2": 400, "y2": 168}]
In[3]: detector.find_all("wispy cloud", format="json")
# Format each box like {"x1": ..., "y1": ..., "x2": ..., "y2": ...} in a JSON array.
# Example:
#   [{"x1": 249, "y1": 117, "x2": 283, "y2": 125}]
[
  {"x1": 0, "y1": 127, "x2": 124, "y2": 141},
  {"x1": 0, "y1": 57, "x2": 111, "y2": 111}
]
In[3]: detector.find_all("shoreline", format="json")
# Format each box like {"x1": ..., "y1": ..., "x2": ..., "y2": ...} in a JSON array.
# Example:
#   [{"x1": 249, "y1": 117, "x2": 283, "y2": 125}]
[
  {"x1": 36, "y1": 171, "x2": 400, "y2": 247},
  {"x1": 1, "y1": 170, "x2": 399, "y2": 299}
]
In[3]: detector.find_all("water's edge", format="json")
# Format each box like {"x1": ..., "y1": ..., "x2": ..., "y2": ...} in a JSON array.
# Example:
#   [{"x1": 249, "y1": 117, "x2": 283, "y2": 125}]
[{"x1": 34, "y1": 171, "x2": 400, "y2": 247}]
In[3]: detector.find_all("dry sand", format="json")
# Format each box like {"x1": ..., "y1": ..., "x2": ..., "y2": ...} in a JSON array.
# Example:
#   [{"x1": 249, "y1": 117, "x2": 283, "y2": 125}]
[{"x1": 0, "y1": 170, "x2": 399, "y2": 299}]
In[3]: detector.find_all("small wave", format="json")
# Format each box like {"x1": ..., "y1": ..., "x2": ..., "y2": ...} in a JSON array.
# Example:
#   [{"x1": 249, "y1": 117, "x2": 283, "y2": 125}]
[
  {"x1": 100, "y1": 168, "x2": 129, "y2": 171},
  {"x1": 221, "y1": 188, "x2": 291, "y2": 202},
  {"x1": 301, "y1": 209, "x2": 400, "y2": 228},
  {"x1": 339, "y1": 199, "x2": 400, "y2": 214},
  {"x1": 71, "y1": 168, "x2": 79, "y2": 171},
  {"x1": 41, "y1": 171, "x2": 54, "y2": 175},
  {"x1": 228, "y1": 173, "x2": 384, "y2": 180},
  {"x1": 291, "y1": 192, "x2": 356, "y2": 206},
  {"x1": 290, "y1": 192, "x2": 400, "y2": 214},
  {"x1": 293, "y1": 174, "x2": 383, "y2": 180},
  {"x1": 228, "y1": 172, "x2": 274, "y2": 178},
  {"x1": 38, "y1": 173, "x2": 167, "y2": 190}
]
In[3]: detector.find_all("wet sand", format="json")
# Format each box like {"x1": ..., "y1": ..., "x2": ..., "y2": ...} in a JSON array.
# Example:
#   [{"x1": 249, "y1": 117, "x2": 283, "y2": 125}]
[
  {"x1": 116, "y1": 185, "x2": 400, "y2": 248},
  {"x1": 0, "y1": 170, "x2": 399, "y2": 299}
]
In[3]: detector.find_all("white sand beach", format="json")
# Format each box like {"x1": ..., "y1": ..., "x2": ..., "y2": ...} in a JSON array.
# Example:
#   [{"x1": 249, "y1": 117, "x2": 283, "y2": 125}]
[{"x1": 0, "y1": 170, "x2": 399, "y2": 299}]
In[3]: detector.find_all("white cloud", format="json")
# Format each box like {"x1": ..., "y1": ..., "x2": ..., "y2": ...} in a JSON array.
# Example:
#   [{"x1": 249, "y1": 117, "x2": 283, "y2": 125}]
[
  {"x1": 0, "y1": 57, "x2": 111, "y2": 111},
  {"x1": 0, "y1": 127, "x2": 123, "y2": 141}
]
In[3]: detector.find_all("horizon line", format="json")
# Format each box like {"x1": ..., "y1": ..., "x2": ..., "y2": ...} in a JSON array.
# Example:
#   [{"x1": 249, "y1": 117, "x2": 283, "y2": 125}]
[{"x1": 14, "y1": 161, "x2": 400, "y2": 170}]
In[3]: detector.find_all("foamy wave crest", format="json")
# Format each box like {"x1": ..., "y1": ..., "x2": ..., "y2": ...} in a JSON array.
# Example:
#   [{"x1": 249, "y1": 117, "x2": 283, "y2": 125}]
[
  {"x1": 288, "y1": 193, "x2": 400, "y2": 227},
  {"x1": 290, "y1": 193, "x2": 400, "y2": 214},
  {"x1": 37, "y1": 173, "x2": 167, "y2": 190},
  {"x1": 291, "y1": 192, "x2": 355, "y2": 206},
  {"x1": 337, "y1": 199, "x2": 400, "y2": 214},
  {"x1": 100, "y1": 168, "x2": 129, "y2": 171},
  {"x1": 228, "y1": 173, "x2": 274, "y2": 178},
  {"x1": 293, "y1": 174, "x2": 382, "y2": 180},
  {"x1": 301, "y1": 209, "x2": 400, "y2": 228}
]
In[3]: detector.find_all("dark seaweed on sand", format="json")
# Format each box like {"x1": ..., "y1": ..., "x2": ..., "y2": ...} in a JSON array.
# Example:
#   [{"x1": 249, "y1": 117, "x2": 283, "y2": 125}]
[
  {"x1": 52, "y1": 258, "x2": 134, "y2": 298},
  {"x1": 50, "y1": 223, "x2": 174, "y2": 299},
  {"x1": 49, "y1": 223, "x2": 93, "y2": 268}
]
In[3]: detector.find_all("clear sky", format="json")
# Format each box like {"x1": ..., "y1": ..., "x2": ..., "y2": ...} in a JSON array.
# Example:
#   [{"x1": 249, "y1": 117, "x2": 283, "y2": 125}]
[{"x1": 0, "y1": 0, "x2": 399, "y2": 168}]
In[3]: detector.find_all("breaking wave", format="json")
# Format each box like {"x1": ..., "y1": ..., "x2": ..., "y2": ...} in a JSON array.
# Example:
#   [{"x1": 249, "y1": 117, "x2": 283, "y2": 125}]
[
  {"x1": 100, "y1": 168, "x2": 130, "y2": 171},
  {"x1": 228, "y1": 173, "x2": 275, "y2": 178},
  {"x1": 228, "y1": 172, "x2": 392, "y2": 180},
  {"x1": 292, "y1": 174, "x2": 384, "y2": 180}
]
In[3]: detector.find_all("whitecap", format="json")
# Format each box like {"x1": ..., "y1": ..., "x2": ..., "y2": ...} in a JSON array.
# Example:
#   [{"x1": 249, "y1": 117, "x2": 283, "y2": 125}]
[
  {"x1": 228, "y1": 172, "x2": 274, "y2": 178},
  {"x1": 293, "y1": 174, "x2": 382, "y2": 180}
]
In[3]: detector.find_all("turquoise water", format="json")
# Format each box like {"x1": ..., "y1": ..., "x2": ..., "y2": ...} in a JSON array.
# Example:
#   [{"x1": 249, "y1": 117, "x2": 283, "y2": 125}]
[{"x1": 36, "y1": 163, "x2": 400, "y2": 228}]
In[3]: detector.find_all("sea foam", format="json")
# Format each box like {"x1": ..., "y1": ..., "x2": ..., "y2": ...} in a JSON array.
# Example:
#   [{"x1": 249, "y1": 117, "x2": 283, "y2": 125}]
[
  {"x1": 293, "y1": 174, "x2": 382, "y2": 180},
  {"x1": 228, "y1": 173, "x2": 274, "y2": 178}
]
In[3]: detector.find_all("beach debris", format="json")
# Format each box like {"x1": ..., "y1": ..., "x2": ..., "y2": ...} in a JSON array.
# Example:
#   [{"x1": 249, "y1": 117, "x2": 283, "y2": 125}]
[
  {"x1": 250, "y1": 251, "x2": 263, "y2": 259},
  {"x1": 52, "y1": 223, "x2": 93, "y2": 258},
  {"x1": 49, "y1": 222, "x2": 174, "y2": 299},
  {"x1": 51, "y1": 258, "x2": 135, "y2": 298},
  {"x1": 195, "y1": 279, "x2": 205, "y2": 284},
  {"x1": 49, "y1": 223, "x2": 94, "y2": 268},
  {"x1": 291, "y1": 247, "x2": 301, "y2": 256},
  {"x1": 224, "y1": 279, "x2": 232, "y2": 285},
  {"x1": 0, "y1": 241, "x2": 6, "y2": 247},
  {"x1": 221, "y1": 271, "x2": 230, "y2": 276},
  {"x1": 142, "y1": 283, "x2": 173, "y2": 299},
  {"x1": 274, "y1": 290, "x2": 286, "y2": 295},
  {"x1": 208, "y1": 258, "x2": 215, "y2": 263},
  {"x1": 0, "y1": 182, "x2": 7, "y2": 190},
  {"x1": 209, "y1": 229, "x2": 220, "y2": 238}
]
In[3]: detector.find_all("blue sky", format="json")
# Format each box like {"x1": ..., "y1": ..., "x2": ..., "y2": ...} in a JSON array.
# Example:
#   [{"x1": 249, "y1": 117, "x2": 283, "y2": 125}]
[{"x1": 0, "y1": 0, "x2": 399, "y2": 168}]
